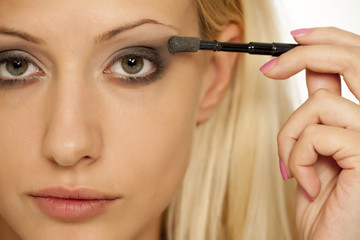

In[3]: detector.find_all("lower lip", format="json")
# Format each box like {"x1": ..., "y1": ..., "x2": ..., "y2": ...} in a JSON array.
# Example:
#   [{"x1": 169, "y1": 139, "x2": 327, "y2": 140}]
[{"x1": 30, "y1": 196, "x2": 116, "y2": 220}]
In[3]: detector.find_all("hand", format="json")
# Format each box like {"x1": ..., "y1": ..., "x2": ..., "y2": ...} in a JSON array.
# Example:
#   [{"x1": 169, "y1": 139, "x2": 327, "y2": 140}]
[{"x1": 261, "y1": 27, "x2": 360, "y2": 240}]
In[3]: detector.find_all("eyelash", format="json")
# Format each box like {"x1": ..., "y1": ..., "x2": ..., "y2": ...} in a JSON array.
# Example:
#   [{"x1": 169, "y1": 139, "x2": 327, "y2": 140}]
[
  {"x1": 0, "y1": 54, "x2": 43, "y2": 89},
  {"x1": 0, "y1": 78, "x2": 37, "y2": 89},
  {"x1": 103, "y1": 47, "x2": 166, "y2": 85},
  {"x1": 0, "y1": 48, "x2": 166, "y2": 89}
]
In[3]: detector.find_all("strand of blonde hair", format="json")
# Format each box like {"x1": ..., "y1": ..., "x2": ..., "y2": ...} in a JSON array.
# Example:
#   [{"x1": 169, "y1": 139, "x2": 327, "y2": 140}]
[{"x1": 165, "y1": 0, "x2": 297, "y2": 239}]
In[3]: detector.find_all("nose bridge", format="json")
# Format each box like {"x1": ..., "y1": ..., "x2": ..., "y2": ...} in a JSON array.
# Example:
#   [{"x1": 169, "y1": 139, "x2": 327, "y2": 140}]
[{"x1": 43, "y1": 69, "x2": 101, "y2": 167}]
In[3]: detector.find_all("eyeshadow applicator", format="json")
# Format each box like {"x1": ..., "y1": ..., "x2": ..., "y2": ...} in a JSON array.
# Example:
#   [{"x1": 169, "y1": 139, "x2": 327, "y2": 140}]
[{"x1": 168, "y1": 36, "x2": 299, "y2": 56}]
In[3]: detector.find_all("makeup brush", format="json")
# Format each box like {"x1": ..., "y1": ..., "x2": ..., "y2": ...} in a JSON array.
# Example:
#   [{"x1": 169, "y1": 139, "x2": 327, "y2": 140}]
[{"x1": 168, "y1": 36, "x2": 299, "y2": 56}]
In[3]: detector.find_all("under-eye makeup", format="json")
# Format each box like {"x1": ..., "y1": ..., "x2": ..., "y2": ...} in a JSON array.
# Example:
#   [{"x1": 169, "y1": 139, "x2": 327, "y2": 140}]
[
  {"x1": 0, "y1": 50, "x2": 43, "y2": 89},
  {"x1": 0, "y1": 26, "x2": 175, "y2": 89},
  {"x1": 103, "y1": 45, "x2": 170, "y2": 85}
]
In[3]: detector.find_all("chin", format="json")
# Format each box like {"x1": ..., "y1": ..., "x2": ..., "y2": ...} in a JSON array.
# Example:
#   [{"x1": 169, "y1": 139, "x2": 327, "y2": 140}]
[{"x1": 11, "y1": 218, "x2": 141, "y2": 240}]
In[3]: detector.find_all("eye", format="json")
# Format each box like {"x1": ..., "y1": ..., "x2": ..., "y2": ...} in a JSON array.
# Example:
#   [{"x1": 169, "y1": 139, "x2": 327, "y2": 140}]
[
  {"x1": 0, "y1": 58, "x2": 37, "y2": 78},
  {"x1": 109, "y1": 55, "x2": 155, "y2": 77},
  {"x1": 0, "y1": 51, "x2": 43, "y2": 88},
  {"x1": 103, "y1": 47, "x2": 166, "y2": 84}
]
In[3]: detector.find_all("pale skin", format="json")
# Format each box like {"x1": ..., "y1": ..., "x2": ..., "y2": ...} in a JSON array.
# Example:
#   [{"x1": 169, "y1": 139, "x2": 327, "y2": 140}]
[
  {"x1": 0, "y1": 0, "x2": 238, "y2": 239},
  {"x1": 1, "y1": 0, "x2": 360, "y2": 240},
  {"x1": 262, "y1": 27, "x2": 360, "y2": 239}
]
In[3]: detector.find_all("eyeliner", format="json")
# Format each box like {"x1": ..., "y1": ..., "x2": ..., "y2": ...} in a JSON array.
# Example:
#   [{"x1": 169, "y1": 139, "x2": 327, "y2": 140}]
[{"x1": 168, "y1": 36, "x2": 299, "y2": 56}]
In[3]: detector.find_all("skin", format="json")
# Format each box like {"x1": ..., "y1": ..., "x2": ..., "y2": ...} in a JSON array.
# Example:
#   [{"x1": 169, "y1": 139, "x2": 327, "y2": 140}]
[
  {"x1": 262, "y1": 27, "x2": 360, "y2": 239},
  {"x1": 3, "y1": 0, "x2": 359, "y2": 239},
  {"x1": 0, "y1": 0, "x2": 239, "y2": 239}
]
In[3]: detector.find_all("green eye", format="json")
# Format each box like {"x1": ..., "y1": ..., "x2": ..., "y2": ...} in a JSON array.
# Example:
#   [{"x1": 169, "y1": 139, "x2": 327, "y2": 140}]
[
  {"x1": 0, "y1": 53, "x2": 39, "y2": 80},
  {"x1": 121, "y1": 56, "x2": 145, "y2": 75},
  {"x1": 6, "y1": 59, "x2": 29, "y2": 76},
  {"x1": 0, "y1": 51, "x2": 43, "y2": 89},
  {"x1": 104, "y1": 47, "x2": 168, "y2": 84},
  {"x1": 109, "y1": 55, "x2": 154, "y2": 77}
]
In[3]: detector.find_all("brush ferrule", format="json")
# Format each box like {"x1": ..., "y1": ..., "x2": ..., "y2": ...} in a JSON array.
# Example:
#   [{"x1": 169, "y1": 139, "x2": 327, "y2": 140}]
[{"x1": 199, "y1": 40, "x2": 222, "y2": 51}]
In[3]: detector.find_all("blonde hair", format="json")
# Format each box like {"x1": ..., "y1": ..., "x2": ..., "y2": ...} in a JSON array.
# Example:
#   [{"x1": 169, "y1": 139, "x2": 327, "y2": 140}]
[{"x1": 165, "y1": 0, "x2": 297, "y2": 239}]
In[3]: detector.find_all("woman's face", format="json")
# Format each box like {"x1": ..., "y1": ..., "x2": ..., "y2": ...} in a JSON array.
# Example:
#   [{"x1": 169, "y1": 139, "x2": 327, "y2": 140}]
[{"x1": 0, "y1": 0, "x2": 210, "y2": 239}]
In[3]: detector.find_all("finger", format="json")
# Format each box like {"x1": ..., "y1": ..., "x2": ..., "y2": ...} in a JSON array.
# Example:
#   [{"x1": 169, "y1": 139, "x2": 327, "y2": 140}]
[
  {"x1": 299, "y1": 28, "x2": 345, "y2": 97},
  {"x1": 278, "y1": 89, "x2": 360, "y2": 179},
  {"x1": 262, "y1": 45, "x2": 360, "y2": 100},
  {"x1": 295, "y1": 156, "x2": 339, "y2": 216},
  {"x1": 306, "y1": 70, "x2": 341, "y2": 96},
  {"x1": 289, "y1": 124, "x2": 360, "y2": 199},
  {"x1": 292, "y1": 27, "x2": 360, "y2": 47}
]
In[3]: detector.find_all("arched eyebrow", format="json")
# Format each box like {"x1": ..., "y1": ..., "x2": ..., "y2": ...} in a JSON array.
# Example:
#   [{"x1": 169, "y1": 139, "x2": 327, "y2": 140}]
[
  {"x1": 0, "y1": 27, "x2": 45, "y2": 44},
  {"x1": 0, "y1": 19, "x2": 177, "y2": 45},
  {"x1": 94, "y1": 19, "x2": 178, "y2": 44}
]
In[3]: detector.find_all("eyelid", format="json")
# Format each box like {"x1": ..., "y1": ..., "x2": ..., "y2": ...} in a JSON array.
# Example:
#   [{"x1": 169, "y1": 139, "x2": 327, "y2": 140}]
[
  {"x1": 0, "y1": 50, "x2": 44, "y2": 72},
  {"x1": 101, "y1": 46, "x2": 169, "y2": 85},
  {"x1": 0, "y1": 50, "x2": 45, "y2": 89},
  {"x1": 105, "y1": 46, "x2": 165, "y2": 69}
]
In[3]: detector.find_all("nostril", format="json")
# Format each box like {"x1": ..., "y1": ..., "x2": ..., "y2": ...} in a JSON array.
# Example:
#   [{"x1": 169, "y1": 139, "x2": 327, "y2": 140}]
[
  {"x1": 47, "y1": 154, "x2": 97, "y2": 167},
  {"x1": 42, "y1": 107, "x2": 102, "y2": 167}
]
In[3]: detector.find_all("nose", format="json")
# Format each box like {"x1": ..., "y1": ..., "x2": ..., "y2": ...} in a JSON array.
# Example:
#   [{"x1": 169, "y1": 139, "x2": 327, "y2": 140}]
[{"x1": 42, "y1": 75, "x2": 102, "y2": 167}]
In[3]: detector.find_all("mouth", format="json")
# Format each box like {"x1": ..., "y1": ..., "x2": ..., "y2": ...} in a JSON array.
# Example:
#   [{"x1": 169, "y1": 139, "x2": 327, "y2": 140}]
[{"x1": 29, "y1": 187, "x2": 121, "y2": 220}]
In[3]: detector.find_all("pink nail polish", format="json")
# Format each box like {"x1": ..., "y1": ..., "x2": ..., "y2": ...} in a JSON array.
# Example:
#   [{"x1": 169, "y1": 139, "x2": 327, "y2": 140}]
[
  {"x1": 301, "y1": 187, "x2": 315, "y2": 202},
  {"x1": 279, "y1": 158, "x2": 288, "y2": 180},
  {"x1": 291, "y1": 28, "x2": 311, "y2": 37},
  {"x1": 260, "y1": 58, "x2": 278, "y2": 73}
]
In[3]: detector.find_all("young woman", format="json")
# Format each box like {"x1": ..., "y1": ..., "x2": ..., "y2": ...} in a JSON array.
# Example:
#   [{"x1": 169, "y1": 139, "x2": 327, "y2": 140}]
[{"x1": 0, "y1": 0, "x2": 359, "y2": 239}]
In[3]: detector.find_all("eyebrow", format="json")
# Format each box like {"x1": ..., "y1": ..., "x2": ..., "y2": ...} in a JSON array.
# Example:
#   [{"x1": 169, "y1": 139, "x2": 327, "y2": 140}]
[
  {"x1": 0, "y1": 27, "x2": 45, "y2": 44},
  {"x1": 0, "y1": 19, "x2": 177, "y2": 45},
  {"x1": 94, "y1": 19, "x2": 178, "y2": 44}
]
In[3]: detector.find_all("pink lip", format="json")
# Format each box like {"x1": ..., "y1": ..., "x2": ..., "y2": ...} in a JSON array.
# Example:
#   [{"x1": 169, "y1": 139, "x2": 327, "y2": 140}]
[{"x1": 29, "y1": 187, "x2": 121, "y2": 220}]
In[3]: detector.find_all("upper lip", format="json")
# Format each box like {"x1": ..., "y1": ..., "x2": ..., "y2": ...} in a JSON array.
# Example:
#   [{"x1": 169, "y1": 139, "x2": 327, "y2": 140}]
[{"x1": 29, "y1": 187, "x2": 121, "y2": 200}]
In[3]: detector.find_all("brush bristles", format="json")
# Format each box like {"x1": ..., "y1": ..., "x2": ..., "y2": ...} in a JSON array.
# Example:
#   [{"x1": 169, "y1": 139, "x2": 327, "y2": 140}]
[{"x1": 168, "y1": 36, "x2": 201, "y2": 53}]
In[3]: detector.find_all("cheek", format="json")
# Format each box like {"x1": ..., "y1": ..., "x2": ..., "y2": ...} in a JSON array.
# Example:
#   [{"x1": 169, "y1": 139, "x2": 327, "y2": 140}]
[
  {"x1": 0, "y1": 88, "x2": 47, "y2": 236},
  {"x1": 0, "y1": 89, "x2": 43, "y2": 186},
  {"x1": 97, "y1": 56, "x2": 206, "y2": 236},
  {"x1": 102, "y1": 59, "x2": 204, "y2": 213},
  {"x1": 0, "y1": 53, "x2": 206, "y2": 237}
]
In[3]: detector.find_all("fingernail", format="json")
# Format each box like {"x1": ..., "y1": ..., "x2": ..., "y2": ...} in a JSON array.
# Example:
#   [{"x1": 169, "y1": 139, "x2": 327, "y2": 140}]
[
  {"x1": 291, "y1": 28, "x2": 311, "y2": 37},
  {"x1": 279, "y1": 158, "x2": 288, "y2": 180},
  {"x1": 260, "y1": 58, "x2": 278, "y2": 73},
  {"x1": 301, "y1": 187, "x2": 315, "y2": 202}
]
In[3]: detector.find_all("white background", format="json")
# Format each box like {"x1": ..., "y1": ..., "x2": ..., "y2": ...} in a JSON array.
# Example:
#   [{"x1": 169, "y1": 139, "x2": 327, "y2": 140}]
[{"x1": 273, "y1": 0, "x2": 360, "y2": 106}]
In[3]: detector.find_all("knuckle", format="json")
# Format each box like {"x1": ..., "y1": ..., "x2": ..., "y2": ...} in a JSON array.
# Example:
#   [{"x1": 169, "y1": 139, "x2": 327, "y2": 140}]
[
  {"x1": 277, "y1": 126, "x2": 291, "y2": 146},
  {"x1": 277, "y1": 128, "x2": 285, "y2": 143},
  {"x1": 291, "y1": 45, "x2": 305, "y2": 55},
  {"x1": 301, "y1": 124, "x2": 318, "y2": 138},
  {"x1": 310, "y1": 88, "x2": 331, "y2": 100},
  {"x1": 346, "y1": 48, "x2": 360, "y2": 71}
]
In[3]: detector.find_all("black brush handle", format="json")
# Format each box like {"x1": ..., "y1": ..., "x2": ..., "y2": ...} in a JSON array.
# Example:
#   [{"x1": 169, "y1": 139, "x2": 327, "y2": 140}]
[
  {"x1": 246, "y1": 42, "x2": 299, "y2": 56},
  {"x1": 200, "y1": 40, "x2": 299, "y2": 56}
]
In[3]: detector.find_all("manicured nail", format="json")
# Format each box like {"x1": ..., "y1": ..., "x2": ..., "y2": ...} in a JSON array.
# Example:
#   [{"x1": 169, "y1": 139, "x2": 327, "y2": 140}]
[
  {"x1": 260, "y1": 58, "x2": 278, "y2": 73},
  {"x1": 279, "y1": 158, "x2": 288, "y2": 180},
  {"x1": 291, "y1": 28, "x2": 311, "y2": 37},
  {"x1": 301, "y1": 187, "x2": 314, "y2": 202}
]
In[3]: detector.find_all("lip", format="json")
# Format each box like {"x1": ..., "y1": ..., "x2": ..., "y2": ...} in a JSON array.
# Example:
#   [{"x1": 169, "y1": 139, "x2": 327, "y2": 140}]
[{"x1": 29, "y1": 187, "x2": 121, "y2": 220}]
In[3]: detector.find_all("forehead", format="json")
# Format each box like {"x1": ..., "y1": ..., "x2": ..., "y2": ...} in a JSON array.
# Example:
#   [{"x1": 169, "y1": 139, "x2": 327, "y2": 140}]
[{"x1": 0, "y1": 0, "x2": 198, "y2": 41}]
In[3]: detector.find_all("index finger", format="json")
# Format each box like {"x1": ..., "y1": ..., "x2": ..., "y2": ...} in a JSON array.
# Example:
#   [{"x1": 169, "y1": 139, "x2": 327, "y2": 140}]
[
  {"x1": 294, "y1": 27, "x2": 355, "y2": 97},
  {"x1": 261, "y1": 45, "x2": 360, "y2": 101}
]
